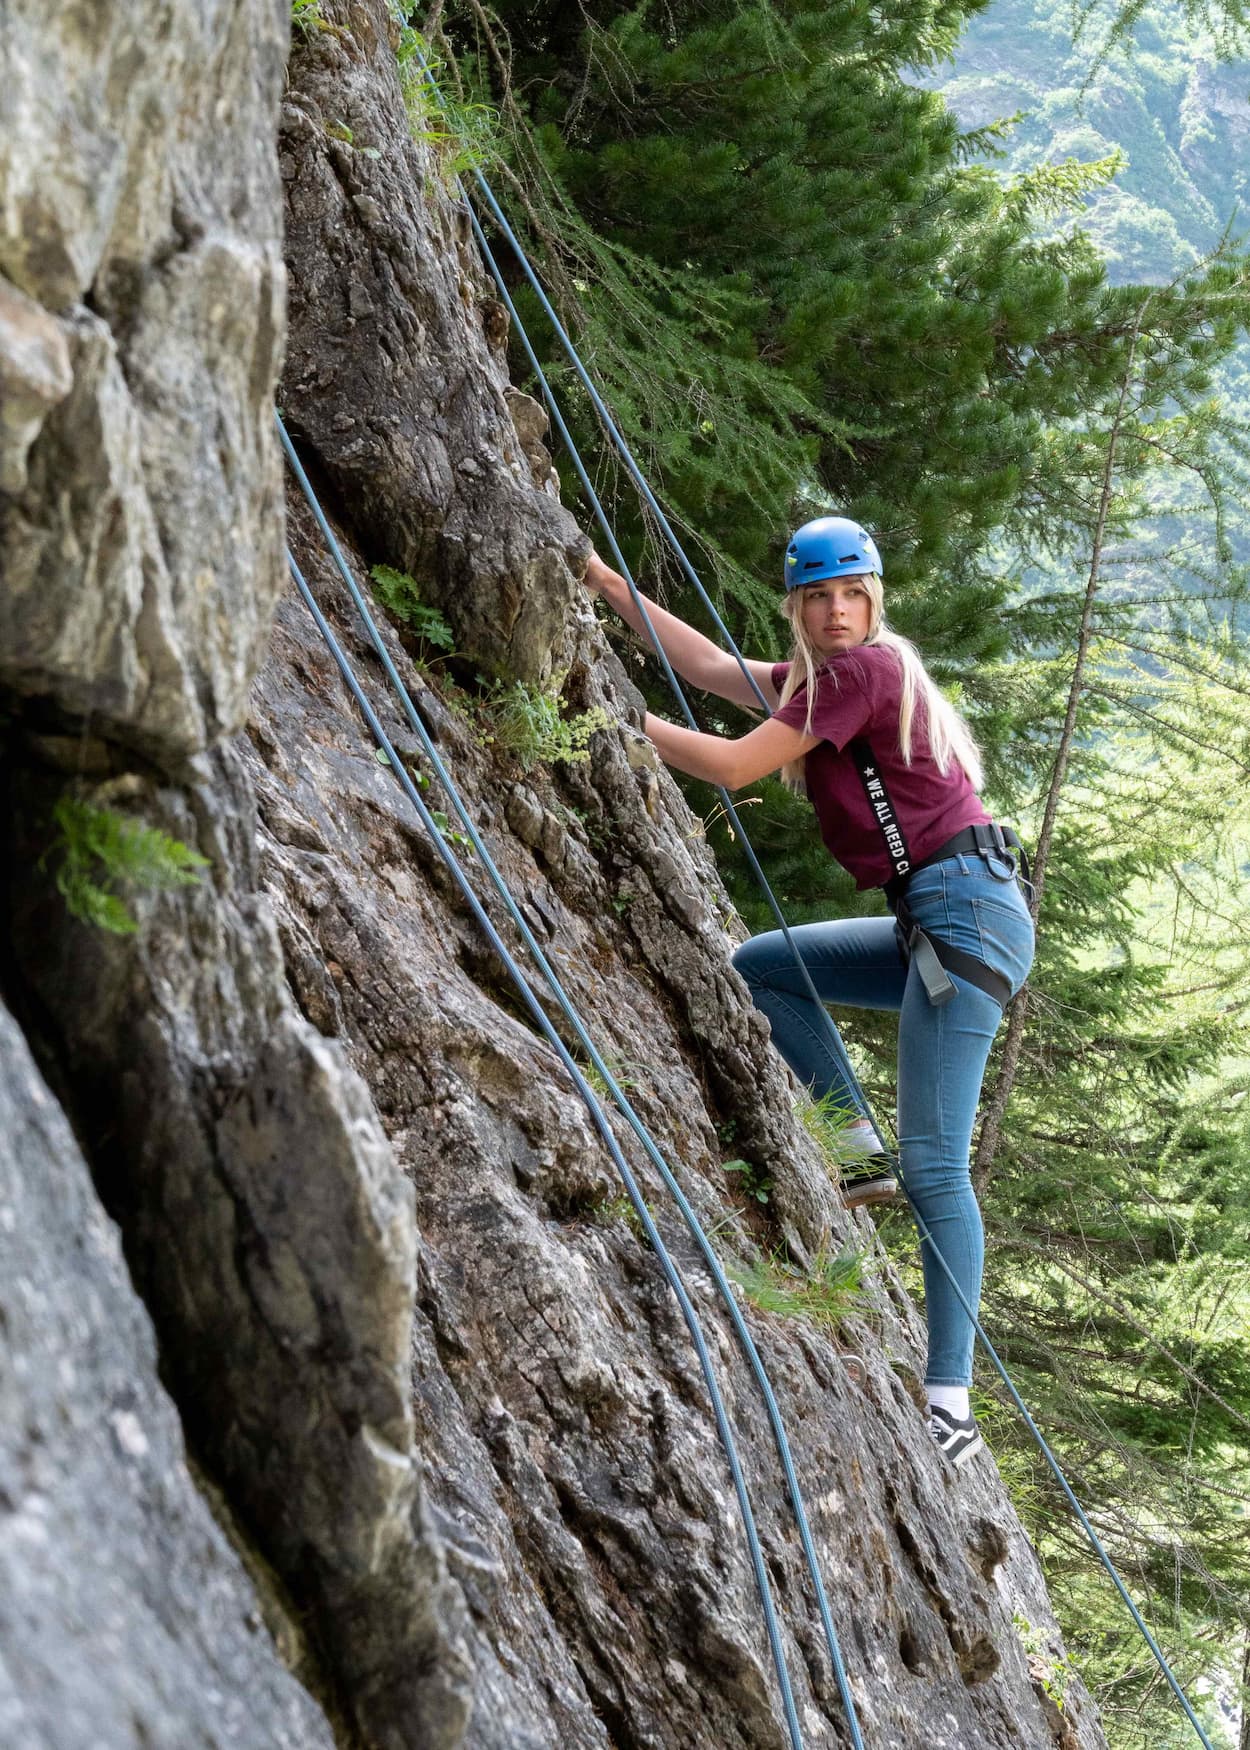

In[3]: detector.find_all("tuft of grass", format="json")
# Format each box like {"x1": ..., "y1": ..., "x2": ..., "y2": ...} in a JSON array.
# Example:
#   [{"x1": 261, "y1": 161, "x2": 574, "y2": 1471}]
[
  {"x1": 44, "y1": 795, "x2": 209, "y2": 935},
  {"x1": 578, "y1": 1053, "x2": 640, "y2": 1105},
  {"x1": 486, "y1": 681, "x2": 611, "y2": 773},
  {"x1": 797, "y1": 1086, "x2": 876, "y2": 1161},
  {"x1": 291, "y1": 0, "x2": 347, "y2": 39},
  {"x1": 369, "y1": 565, "x2": 455, "y2": 655},
  {"x1": 729, "y1": 1242, "x2": 867, "y2": 1331},
  {"x1": 796, "y1": 1087, "x2": 896, "y2": 1200},
  {"x1": 393, "y1": 19, "x2": 499, "y2": 182}
]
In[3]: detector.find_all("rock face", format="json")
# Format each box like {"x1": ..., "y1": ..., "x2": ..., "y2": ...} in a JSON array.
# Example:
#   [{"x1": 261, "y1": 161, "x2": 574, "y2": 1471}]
[
  {"x1": 0, "y1": 2, "x2": 1108, "y2": 1747},
  {"x1": 0, "y1": 1001, "x2": 336, "y2": 1750},
  {"x1": 0, "y1": 0, "x2": 288, "y2": 759},
  {"x1": 278, "y1": 1, "x2": 588, "y2": 683}
]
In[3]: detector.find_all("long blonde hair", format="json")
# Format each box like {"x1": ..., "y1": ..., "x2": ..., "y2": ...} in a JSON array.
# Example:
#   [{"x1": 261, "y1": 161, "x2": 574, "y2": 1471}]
[{"x1": 776, "y1": 574, "x2": 984, "y2": 792}]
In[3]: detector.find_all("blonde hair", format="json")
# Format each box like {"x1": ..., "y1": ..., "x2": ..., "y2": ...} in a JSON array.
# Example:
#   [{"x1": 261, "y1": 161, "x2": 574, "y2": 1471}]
[{"x1": 776, "y1": 574, "x2": 984, "y2": 792}]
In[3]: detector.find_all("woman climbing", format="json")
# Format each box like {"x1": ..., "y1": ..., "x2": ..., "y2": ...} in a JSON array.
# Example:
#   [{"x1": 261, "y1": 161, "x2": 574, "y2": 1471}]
[{"x1": 584, "y1": 516, "x2": 1035, "y2": 1466}]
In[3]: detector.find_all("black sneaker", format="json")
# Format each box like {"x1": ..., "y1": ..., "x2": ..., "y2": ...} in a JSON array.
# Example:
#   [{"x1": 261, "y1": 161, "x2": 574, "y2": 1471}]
[
  {"x1": 928, "y1": 1404, "x2": 984, "y2": 1468},
  {"x1": 838, "y1": 1156, "x2": 898, "y2": 1208}
]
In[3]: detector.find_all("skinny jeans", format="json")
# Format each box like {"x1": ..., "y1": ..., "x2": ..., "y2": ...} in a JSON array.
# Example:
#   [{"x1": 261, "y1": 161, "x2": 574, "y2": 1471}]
[{"x1": 732, "y1": 852, "x2": 1035, "y2": 1385}]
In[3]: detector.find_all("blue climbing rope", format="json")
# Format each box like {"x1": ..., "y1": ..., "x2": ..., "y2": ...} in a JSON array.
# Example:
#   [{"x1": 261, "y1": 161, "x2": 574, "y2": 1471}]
[
  {"x1": 403, "y1": 59, "x2": 1216, "y2": 1741},
  {"x1": 287, "y1": 547, "x2": 811, "y2": 1750},
  {"x1": 279, "y1": 418, "x2": 866, "y2": 1749},
  {"x1": 910, "y1": 1216, "x2": 1216, "y2": 1749},
  {"x1": 454, "y1": 185, "x2": 880, "y2": 1138}
]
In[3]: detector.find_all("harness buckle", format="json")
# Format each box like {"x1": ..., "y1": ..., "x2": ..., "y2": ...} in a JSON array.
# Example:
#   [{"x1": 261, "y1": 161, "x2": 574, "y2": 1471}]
[
  {"x1": 908, "y1": 926, "x2": 958, "y2": 1006},
  {"x1": 972, "y1": 820, "x2": 1017, "y2": 882}
]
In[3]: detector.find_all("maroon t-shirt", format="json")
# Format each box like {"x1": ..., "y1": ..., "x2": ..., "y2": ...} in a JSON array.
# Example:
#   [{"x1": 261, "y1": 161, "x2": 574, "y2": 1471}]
[{"x1": 771, "y1": 645, "x2": 989, "y2": 890}]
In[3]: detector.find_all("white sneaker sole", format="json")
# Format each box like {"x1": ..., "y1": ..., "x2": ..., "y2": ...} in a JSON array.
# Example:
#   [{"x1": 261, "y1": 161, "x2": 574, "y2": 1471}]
[{"x1": 949, "y1": 1432, "x2": 984, "y2": 1468}]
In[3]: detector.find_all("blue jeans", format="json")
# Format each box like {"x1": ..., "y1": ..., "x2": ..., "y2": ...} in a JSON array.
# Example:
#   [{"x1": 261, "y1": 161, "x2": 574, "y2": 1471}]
[{"x1": 732, "y1": 853, "x2": 1035, "y2": 1385}]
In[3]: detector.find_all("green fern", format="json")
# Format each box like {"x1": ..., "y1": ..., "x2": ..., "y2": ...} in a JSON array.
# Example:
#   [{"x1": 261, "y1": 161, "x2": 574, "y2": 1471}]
[
  {"x1": 369, "y1": 564, "x2": 455, "y2": 651},
  {"x1": 46, "y1": 795, "x2": 209, "y2": 935}
]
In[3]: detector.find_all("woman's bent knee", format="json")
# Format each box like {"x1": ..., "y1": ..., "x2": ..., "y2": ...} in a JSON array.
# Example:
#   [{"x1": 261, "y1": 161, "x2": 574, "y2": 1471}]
[{"x1": 732, "y1": 932, "x2": 778, "y2": 988}]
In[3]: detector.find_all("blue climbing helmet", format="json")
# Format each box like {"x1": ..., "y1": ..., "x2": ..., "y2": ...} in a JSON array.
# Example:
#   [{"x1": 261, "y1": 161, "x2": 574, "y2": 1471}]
[{"x1": 784, "y1": 516, "x2": 882, "y2": 589}]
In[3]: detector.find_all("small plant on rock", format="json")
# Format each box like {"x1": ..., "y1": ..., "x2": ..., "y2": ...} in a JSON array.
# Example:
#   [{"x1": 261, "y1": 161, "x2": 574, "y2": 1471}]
[
  {"x1": 578, "y1": 1052, "x2": 640, "y2": 1105},
  {"x1": 291, "y1": 0, "x2": 345, "y2": 38},
  {"x1": 723, "y1": 1157, "x2": 773, "y2": 1206},
  {"x1": 1011, "y1": 1614, "x2": 1072, "y2": 1712},
  {"x1": 729, "y1": 1243, "x2": 866, "y2": 1331},
  {"x1": 393, "y1": 17, "x2": 499, "y2": 182},
  {"x1": 486, "y1": 681, "x2": 610, "y2": 773},
  {"x1": 428, "y1": 808, "x2": 473, "y2": 854},
  {"x1": 291, "y1": 0, "x2": 323, "y2": 34},
  {"x1": 44, "y1": 794, "x2": 209, "y2": 935},
  {"x1": 589, "y1": 1193, "x2": 648, "y2": 1238}
]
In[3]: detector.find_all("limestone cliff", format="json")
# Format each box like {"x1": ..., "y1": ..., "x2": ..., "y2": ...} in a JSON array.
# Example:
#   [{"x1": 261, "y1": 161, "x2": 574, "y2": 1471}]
[{"x1": 0, "y1": 2, "x2": 1105, "y2": 1747}]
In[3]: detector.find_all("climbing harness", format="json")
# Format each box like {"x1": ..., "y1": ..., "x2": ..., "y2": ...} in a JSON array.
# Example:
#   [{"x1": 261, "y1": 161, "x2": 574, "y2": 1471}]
[
  {"x1": 848, "y1": 740, "x2": 1031, "y2": 1009},
  {"x1": 278, "y1": 422, "x2": 867, "y2": 1750}
]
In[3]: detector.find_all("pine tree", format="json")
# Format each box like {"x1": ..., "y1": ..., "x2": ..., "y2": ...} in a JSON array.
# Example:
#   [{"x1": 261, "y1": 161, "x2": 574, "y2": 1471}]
[{"x1": 446, "y1": 0, "x2": 1168, "y2": 663}]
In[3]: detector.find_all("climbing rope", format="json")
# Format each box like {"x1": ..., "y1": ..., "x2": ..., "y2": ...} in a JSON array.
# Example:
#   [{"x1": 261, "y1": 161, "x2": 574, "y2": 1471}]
[
  {"x1": 401, "y1": 54, "x2": 1216, "y2": 1742},
  {"x1": 287, "y1": 546, "x2": 812, "y2": 1750},
  {"x1": 454, "y1": 191, "x2": 879, "y2": 1135},
  {"x1": 279, "y1": 419, "x2": 866, "y2": 1749}
]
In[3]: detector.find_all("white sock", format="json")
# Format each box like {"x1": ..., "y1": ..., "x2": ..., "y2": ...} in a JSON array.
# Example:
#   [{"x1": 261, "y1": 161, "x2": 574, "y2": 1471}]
[
  {"x1": 927, "y1": 1384, "x2": 970, "y2": 1421},
  {"x1": 842, "y1": 1118, "x2": 885, "y2": 1158}
]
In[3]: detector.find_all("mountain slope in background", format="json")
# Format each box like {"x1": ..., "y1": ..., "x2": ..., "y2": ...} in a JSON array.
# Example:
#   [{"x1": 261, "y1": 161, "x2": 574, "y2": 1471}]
[{"x1": 928, "y1": 0, "x2": 1249, "y2": 281}]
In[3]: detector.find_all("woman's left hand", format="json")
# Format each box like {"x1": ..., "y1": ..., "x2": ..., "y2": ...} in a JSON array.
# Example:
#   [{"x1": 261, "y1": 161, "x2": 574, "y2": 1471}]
[{"x1": 583, "y1": 550, "x2": 625, "y2": 606}]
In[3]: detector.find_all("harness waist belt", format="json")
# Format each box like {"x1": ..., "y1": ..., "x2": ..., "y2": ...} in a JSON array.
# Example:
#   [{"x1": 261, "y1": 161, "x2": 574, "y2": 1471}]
[
  {"x1": 883, "y1": 822, "x2": 1030, "y2": 906},
  {"x1": 847, "y1": 738, "x2": 1029, "y2": 1009}
]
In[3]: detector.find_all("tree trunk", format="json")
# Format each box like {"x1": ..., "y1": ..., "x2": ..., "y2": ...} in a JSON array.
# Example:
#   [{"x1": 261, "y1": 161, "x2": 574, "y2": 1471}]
[{"x1": 973, "y1": 314, "x2": 1147, "y2": 1191}]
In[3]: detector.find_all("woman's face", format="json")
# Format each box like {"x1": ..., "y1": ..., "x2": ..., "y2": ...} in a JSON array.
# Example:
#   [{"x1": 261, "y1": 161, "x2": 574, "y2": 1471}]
[{"x1": 800, "y1": 576, "x2": 873, "y2": 653}]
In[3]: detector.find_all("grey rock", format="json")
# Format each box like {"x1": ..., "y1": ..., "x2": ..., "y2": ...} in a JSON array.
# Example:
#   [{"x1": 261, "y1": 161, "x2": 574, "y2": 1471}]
[
  {"x1": 9, "y1": 751, "x2": 474, "y2": 1750},
  {"x1": 505, "y1": 387, "x2": 562, "y2": 497},
  {"x1": 2, "y1": 0, "x2": 478, "y2": 1738},
  {"x1": 0, "y1": 276, "x2": 72, "y2": 491},
  {"x1": 0, "y1": 1001, "x2": 336, "y2": 1750},
  {"x1": 279, "y1": 0, "x2": 590, "y2": 684},
  {"x1": 0, "y1": 0, "x2": 289, "y2": 761},
  {"x1": 506, "y1": 784, "x2": 547, "y2": 848}
]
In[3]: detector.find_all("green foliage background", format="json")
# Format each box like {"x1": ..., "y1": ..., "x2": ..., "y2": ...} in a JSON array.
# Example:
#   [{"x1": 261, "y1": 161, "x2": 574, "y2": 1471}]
[{"x1": 424, "y1": 0, "x2": 1250, "y2": 1738}]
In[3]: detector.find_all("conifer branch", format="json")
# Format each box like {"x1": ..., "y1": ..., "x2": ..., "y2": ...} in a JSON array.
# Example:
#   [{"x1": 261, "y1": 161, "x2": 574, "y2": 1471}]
[
  {"x1": 1082, "y1": 686, "x2": 1250, "y2": 773},
  {"x1": 1022, "y1": 1250, "x2": 1250, "y2": 1444}
]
